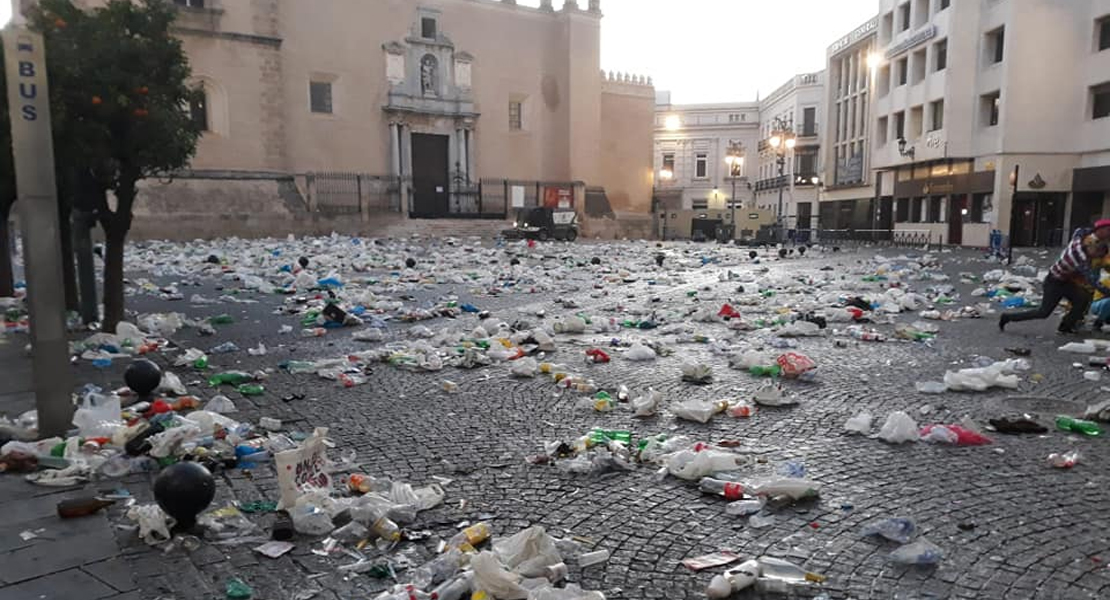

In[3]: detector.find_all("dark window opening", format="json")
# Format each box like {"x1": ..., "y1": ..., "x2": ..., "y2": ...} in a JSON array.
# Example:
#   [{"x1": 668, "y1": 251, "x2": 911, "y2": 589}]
[
  {"x1": 422, "y1": 17, "x2": 437, "y2": 39},
  {"x1": 189, "y1": 92, "x2": 208, "y2": 132}
]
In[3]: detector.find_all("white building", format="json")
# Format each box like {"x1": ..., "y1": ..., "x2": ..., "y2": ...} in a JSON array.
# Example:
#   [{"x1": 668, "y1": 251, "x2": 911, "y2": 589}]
[
  {"x1": 871, "y1": 0, "x2": 1110, "y2": 247},
  {"x1": 652, "y1": 94, "x2": 769, "y2": 238},
  {"x1": 753, "y1": 72, "x2": 825, "y2": 237},
  {"x1": 821, "y1": 16, "x2": 881, "y2": 234}
]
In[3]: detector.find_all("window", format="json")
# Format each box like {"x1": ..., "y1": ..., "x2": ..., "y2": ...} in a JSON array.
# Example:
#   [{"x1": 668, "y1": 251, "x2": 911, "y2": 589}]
[
  {"x1": 981, "y1": 91, "x2": 1000, "y2": 126},
  {"x1": 878, "y1": 64, "x2": 891, "y2": 97},
  {"x1": 662, "y1": 153, "x2": 675, "y2": 172},
  {"x1": 928, "y1": 196, "x2": 944, "y2": 223},
  {"x1": 188, "y1": 91, "x2": 208, "y2": 132},
  {"x1": 309, "y1": 81, "x2": 333, "y2": 114},
  {"x1": 881, "y1": 11, "x2": 894, "y2": 44},
  {"x1": 894, "y1": 111, "x2": 905, "y2": 139},
  {"x1": 971, "y1": 193, "x2": 993, "y2": 223},
  {"x1": 509, "y1": 100, "x2": 523, "y2": 130},
  {"x1": 1099, "y1": 17, "x2": 1110, "y2": 52},
  {"x1": 929, "y1": 99, "x2": 944, "y2": 131},
  {"x1": 802, "y1": 107, "x2": 816, "y2": 136},
  {"x1": 987, "y1": 27, "x2": 1005, "y2": 64},
  {"x1": 421, "y1": 17, "x2": 437, "y2": 39},
  {"x1": 909, "y1": 105, "x2": 923, "y2": 139},
  {"x1": 1092, "y1": 83, "x2": 1110, "y2": 119},
  {"x1": 934, "y1": 39, "x2": 948, "y2": 71},
  {"x1": 899, "y1": 3, "x2": 911, "y2": 31},
  {"x1": 877, "y1": 116, "x2": 889, "y2": 145},
  {"x1": 939, "y1": 0, "x2": 950, "y2": 10},
  {"x1": 797, "y1": 151, "x2": 817, "y2": 176},
  {"x1": 896, "y1": 198, "x2": 910, "y2": 223},
  {"x1": 896, "y1": 57, "x2": 908, "y2": 86},
  {"x1": 914, "y1": 0, "x2": 928, "y2": 28},
  {"x1": 695, "y1": 153, "x2": 708, "y2": 179},
  {"x1": 173, "y1": 0, "x2": 205, "y2": 7},
  {"x1": 912, "y1": 197, "x2": 925, "y2": 222},
  {"x1": 911, "y1": 48, "x2": 926, "y2": 84}
]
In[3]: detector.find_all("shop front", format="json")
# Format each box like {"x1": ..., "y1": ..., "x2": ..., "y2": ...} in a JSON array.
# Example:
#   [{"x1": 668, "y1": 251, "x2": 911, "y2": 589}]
[{"x1": 890, "y1": 161, "x2": 995, "y2": 247}]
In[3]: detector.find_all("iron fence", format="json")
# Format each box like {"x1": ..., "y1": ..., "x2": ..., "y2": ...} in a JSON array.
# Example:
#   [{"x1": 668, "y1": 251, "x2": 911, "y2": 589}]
[{"x1": 306, "y1": 173, "x2": 401, "y2": 215}]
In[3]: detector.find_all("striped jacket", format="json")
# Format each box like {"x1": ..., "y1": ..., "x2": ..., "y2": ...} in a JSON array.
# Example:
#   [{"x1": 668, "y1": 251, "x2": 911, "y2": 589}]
[{"x1": 1051, "y1": 236, "x2": 1101, "y2": 283}]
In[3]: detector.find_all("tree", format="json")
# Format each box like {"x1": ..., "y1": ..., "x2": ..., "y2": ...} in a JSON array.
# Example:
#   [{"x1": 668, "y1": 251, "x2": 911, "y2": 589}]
[{"x1": 30, "y1": 0, "x2": 201, "y2": 331}]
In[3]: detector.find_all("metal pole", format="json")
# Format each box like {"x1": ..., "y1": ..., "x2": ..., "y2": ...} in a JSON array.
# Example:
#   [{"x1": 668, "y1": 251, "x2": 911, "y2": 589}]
[
  {"x1": 3, "y1": 27, "x2": 74, "y2": 437},
  {"x1": 730, "y1": 177, "x2": 736, "y2": 241},
  {"x1": 777, "y1": 157, "x2": 785, "y2": 243}
]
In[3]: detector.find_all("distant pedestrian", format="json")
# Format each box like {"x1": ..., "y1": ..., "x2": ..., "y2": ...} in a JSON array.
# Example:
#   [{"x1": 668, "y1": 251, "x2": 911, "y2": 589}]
[{"x1": 1000, "y1": 219, "x2": 1110, "y2": 334}]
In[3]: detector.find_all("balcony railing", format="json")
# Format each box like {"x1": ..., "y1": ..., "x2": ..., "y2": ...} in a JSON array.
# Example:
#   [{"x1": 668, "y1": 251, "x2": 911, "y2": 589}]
[{"x1": 798, "y1": 123, "x2": 819, "y2": 137}]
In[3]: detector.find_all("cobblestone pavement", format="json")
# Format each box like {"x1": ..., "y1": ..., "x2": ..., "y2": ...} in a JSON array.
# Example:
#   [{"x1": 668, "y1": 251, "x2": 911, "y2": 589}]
[{"x1": 40, "y1": 242, "x2": 1110, "y2": 599}]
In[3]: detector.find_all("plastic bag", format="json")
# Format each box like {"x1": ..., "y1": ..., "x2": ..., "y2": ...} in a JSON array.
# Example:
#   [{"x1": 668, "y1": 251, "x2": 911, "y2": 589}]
[
  {"x1": 471, "y1": 550, "x2": 529, "y2": 600},
  {"x1": 553, "y1": 316, "x2": 587, "y2": 334},
  {"x1": 173, "y1": 347, "x2": 207, "y2": 367},
  {"x1": 671, "y1": 399, "x2": 722, "y2": 423},
  {"x1": 127, "y1": 504, "x2": 173, "y2": 545},
  {"x1": 148, "y1": 423, "x2": 203, "y2": 458},
  {"x1": 1059, "y1": 342, "x2": 1097, "y2": 354},
  {"x1": 493, "y1": 526, "x2": 564, "y2": 578},
  {"x1": 943, "y1": 361, "x2": 1021, "y2": 392},
  {"x1": 777, "y1": 321, "x2": 822, "y2": 337},
  {"x1": 412, "y1": 484, "x2": 446, "y2": 510},
  {"x1": 528, "y1": 584, "x2": 606, "y2": 600},
  {"x1": 290, "y1": 494, "x2": 335, "y2": 536},
  {"x1": 158, "y1": 371, "x2": 188, "y2": 396},
  {"x1": 776, "y1": 352, "x2": 816, "y2": 378},
  {"x1": 275, "y1": 427, "x2": 332, "y2": 510},
  {"x1": 680, "y1": 363, "x2": 713, "y2": 383},
  {"x1": 632, "y1": 389, "x2": 663, "y2": 417},
  {"x1": 888, "y1": 538, "x2": 944, "y2": 565},
  {"x1": 664, "y1": 449, "x2": 744, "y2": 480},
  {"x1": 72, "y1": 392, "x2": 123, "y2": 438},
  {"x1": 510, "y1": 357, "x2": 539, "y2": 378},
  {"x1": 624, "y1": 343, "x2": 657, "y2": 361},
  {"x1": 844, "y1": 411, "x2": 873, "y2": 435},
  {"x1": 878, "y1": 411, "x2": 920, "y2": 443},
  {"x1": 204, "y1": 395, "x2": 238, "y2": 414},
  {"x1": 920, "y1": 424, "x2": 992, "y2": 446}
]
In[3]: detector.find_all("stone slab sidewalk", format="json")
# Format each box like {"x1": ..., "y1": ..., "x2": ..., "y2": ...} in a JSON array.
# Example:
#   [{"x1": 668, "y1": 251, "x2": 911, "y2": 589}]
[{"x1": 0, "y1": 337, "x2": 138, "y2": 600}]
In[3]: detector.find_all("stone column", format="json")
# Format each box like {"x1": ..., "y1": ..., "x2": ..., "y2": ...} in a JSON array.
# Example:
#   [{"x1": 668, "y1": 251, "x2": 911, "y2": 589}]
[
  {"x1": 539, "y1": 0, "x2": 554, "y2": 10},
  {"x1": 390, "y1": 122, "x2": 402, "y2": 178},
  {"x1": 401, "y1": 124, "x2": 413, "y2": 215}
]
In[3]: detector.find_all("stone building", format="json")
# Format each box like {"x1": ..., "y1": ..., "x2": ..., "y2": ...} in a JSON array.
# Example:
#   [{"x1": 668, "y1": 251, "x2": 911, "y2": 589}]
[{"x1": 49, "y1": 0, "x2": 656, "y2": 239}]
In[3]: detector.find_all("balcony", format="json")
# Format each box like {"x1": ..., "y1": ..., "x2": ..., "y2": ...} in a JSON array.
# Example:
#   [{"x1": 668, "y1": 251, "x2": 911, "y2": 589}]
[
  {"x1": 753, "y1": 173, "x2": 820, "y2": 192},
  {"x1": 797, "y1": 123, "x2": 819, "y2": 138},
  {"x1": 754, "y1": 176, "x2": 788, "y2": 191}
]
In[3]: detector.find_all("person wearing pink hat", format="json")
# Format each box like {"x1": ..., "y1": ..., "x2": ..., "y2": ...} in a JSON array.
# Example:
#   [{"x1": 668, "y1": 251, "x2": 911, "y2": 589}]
[{"x1": 1000, "y1": 219, "x2": 1110, "y2": 334}]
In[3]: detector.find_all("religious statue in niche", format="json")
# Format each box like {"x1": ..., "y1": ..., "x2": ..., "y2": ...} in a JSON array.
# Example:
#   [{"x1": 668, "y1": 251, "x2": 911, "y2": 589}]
[{"x1": 421, "y1": 55, "x2": 438, "y2": 96}]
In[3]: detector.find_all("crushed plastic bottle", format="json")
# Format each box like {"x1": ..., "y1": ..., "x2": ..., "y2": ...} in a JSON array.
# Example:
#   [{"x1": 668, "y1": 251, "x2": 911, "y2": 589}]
[
  {"x1": 860, "y1": 517, "x2": 917, "y2": 543},
  {"x1": 888, "y1": 538, "x2": 944, "y2": 565}
]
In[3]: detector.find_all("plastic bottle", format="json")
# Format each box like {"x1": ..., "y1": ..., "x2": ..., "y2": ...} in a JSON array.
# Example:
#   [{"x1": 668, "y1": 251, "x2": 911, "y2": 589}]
[
  {"x1": 748, "y1": 478, "x2": 821, "y2": 500},
  {"x1": 301, "y1": 327, "x2": 327, "y2": 337},
  {"x1": 371, "y1": 515, "x2": 401, "y2": 542},
  {"x1": 749, "y1": 365, "x2": 782, "y2": 377},
  {"x1": 860, "y1": 517, "x2": 917, "y2": 543},
  {"x1": 1056, "y1": 416, "x2": 1102, "y2": 436},
  {"x1": 578, "y1": 549, "x2": 610, "y2": 567},
  {"x1": 207, "y1": 371, "x2": 254, "y2": 386},
  {"x1": 706, "y1": 559, "x2": 760, "y2": 598},
  {"x1": 447, "y1": 522, "x2": 491, "y2": 551},
  {"x1": 237, "y1": 384, "x2": 265, "y2": 396},
  {"x1": 349, "y1": 474, "x2": 391, "y2": 494},
  {"x1": 888, "y1": 539, "x2": 944, "y2": 565},
  {"x1": 411, "y1": 549, "x2": 462, "y2": 590},
  {"x1": 209, "y1": 314, "x2": 235, "y2": 325},
  {"x1": 698, "y1": 477, "x2": 746, "y2": 501},
  {"x1": 725, "y1": 499, "x2": 764, "y2": 516},
  {"x1": 589, "y1": 429, "x2": 632, "y2": 445},
  {"x1": 430, "y1": 573, "x2": 473, "y2": 600},
  {"x1": 758, "y1": 556, "x2": 827, "y2": 583}
]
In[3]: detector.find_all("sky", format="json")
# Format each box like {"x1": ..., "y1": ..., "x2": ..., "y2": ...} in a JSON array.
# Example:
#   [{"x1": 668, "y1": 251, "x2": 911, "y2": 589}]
[
  {"x1": 526, "y1": 0, "x2": 880, "y2": 104},
  {"x1": 0, "y1": 0, "x2": 879, "y2": 104}
]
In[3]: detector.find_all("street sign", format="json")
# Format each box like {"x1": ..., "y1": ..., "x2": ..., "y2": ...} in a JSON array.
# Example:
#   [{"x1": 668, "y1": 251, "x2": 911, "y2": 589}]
[{"x1": 3, "y1": 26, "x2": 73, "y2": 436}]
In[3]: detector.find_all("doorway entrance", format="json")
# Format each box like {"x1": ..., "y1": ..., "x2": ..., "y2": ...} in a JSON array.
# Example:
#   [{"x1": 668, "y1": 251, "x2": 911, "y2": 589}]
[
  {"x1": 410, "y1": 133, "x2": 450, "y2": 218},
  {"x1": 1010, "y1": 192, "x2": 1066, "y2": 247},
  {"x1": 948, "y1": 195, "x2": 967, "y2": 246}
]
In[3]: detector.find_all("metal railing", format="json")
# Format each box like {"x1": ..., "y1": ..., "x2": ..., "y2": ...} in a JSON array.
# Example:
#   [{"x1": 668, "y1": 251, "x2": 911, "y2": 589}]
[{"x1": 306, "y1": 173, "x2": 401, "y2": 214}]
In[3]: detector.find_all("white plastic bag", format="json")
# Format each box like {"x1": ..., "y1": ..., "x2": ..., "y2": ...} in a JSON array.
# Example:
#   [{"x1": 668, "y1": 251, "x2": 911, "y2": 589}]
[
  {"x1": 943, "y1": 361, "x2": 1020, "y2": 392},
  {"x1": 878, "y1": 411, "x2": 920, "y2": 444},
  {"x1": 1059, "y1": 342, "x2": 1097, "y2": 354},
  {"x1": 510, "y1": 357, "x2": 539, "y2": 378},
  {"x1": 158, "y1": 371, "x2": 188, "y2": 396},
  {"x1": 844, "y1": 411, "x2": 873, "y2": 435},
  {"x1": 204, "y1": 395, "x2": 237, "y2": 414},
  {"x1": 680, "y1": 362, "x2": 713, "y2": 383},
  {"x1": 632, "y1": 389, "x2": 663, "y2": 417},
  {"x1": 275, "y1": 427, "x2": 332, "y2": 510},
  {"x1": 664, "y1": 449, "x2": 744, "y2": 480},
  {"x1": 493, "y1": 526, "x2": 564, "y2": 578},
  {"x1": 471, "y1": 550, "x2": 529, "y2": 600},
  {"x1": 353, "y1": 328, "x2": 385, "y2": 342},
  {"x1": 72, "y1": 392, "x2": 123, "y2": 438},
  {"x1": 624, "y1": 343, "x2": 657, "y2": 361},
  {"x1": 528, "y1": 584, "x2": 606, "y2": 600},
  {"x1": 127, "y1": 504, "x2": 173, "y2": 545},
  {"x1": 671, "y1": 399, "x2": 721, "y2": 423},
  {"x1": 553, "y1": 316, "x2": 587, "y2": 334}
]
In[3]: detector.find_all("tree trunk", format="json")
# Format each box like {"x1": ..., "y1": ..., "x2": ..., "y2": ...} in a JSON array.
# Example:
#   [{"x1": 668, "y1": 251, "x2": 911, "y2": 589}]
[
  {"x1": 100, "y1": 177, "x2": 136, "y2": 333},
  {"x1": 57, "y1": 192, "x2": 79, "y2": 311},
  {"x1": 0, "y1": 201, "x2": 12, "y2": 298},
  {"x1": 100, "y1": 225, "x2": 125, "y2": 333}
]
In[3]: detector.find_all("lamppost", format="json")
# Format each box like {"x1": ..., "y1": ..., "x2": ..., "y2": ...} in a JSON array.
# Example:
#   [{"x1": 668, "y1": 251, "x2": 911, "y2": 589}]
[
  {"x1": 657, "y1": 168, "x2": 674, "y2": 240},
  {"x1": 766, "y1": 117, "x2": 797, "y2": 242},
  {"x1": 725, "y1": 142, "x2": 745, "y2": 241}
]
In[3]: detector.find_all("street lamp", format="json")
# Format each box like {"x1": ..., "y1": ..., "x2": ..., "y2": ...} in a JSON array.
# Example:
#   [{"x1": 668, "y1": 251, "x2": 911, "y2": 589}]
[
  {"x1": 725, "y1": 141, "x2": 746, "y2": 241},
  {"x1": 659, "y1": 168, "x2": 674, "y2": 182},
  {"x1": 897, "y1": 137, "x2": 915, "y2": 159},
  {"x1": 764, "y1": 117, "x2": 797, "y2": 242}
]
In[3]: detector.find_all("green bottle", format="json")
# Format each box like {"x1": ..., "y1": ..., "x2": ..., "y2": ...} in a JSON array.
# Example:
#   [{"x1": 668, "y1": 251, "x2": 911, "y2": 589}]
[
  {"x1": 209, "y1": 314, "x2": 235, "y2": 325},
  {"x1": 208, "y1": 371, "x2": 253, "y2": 386},
  {"x1": 750, "y1": 365, "x2": 782, "y2": 377},
  {"x1": 300, "y1": 311, "x2": 321, "y2": 327},
  {"x1": 237, "y1": 384, "x2": 265, "y2": 396},
  {"x1": 193, "y1": 356, "x2": 209, "y2": 370},
  {"x1": 1056, "y1": 416, "x2": 1102, "y2": 436},
  {"x1": 590, "y1": 429, "x2": 632, "y2": 445}
]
